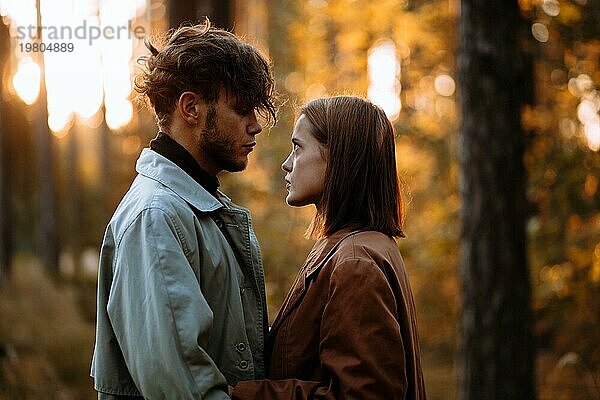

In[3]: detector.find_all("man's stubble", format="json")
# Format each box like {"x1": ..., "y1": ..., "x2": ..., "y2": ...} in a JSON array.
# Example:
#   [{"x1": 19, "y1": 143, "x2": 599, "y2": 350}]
[{"x1": 198, "y1": 104, "x2": 247, "y2": 173}]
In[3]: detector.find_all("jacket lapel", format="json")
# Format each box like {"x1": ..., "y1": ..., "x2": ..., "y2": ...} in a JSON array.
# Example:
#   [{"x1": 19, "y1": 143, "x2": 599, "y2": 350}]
[
  {"x1": 136, "y1": 148, "x2": 223, "y2": 212},
  {"x1": 268, "y1": 229, "x2": 360, "y2": 336}
]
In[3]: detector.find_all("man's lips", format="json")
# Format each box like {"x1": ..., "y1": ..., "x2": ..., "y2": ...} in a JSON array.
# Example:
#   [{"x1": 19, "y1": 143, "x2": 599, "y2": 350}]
[{"x1": 242, "y1": 142, "x2": 256, "y2": 153}]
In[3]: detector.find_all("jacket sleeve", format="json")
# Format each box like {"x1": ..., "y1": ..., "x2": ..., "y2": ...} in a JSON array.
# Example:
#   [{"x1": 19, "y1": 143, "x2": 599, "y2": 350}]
[
  {"x1": 107, "y1": 207, "x2": 230, "y2": 400},
  {"x1": 232, "y1": 258, "x2": 407, "y2": 400}
]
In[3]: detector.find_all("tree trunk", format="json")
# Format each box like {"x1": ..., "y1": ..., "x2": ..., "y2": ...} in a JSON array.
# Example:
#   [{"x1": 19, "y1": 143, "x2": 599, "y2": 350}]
[
  {"x1": 0, "y1": 19, "x2": 11, "y2": 282},
  {"x1": 35, "y1": 0, "x2": 60, "y2": 277},
  {"x1": 67, "y1": 125, "x2": 83, "y2": 280},
  {"x1": 457, "y1": 1, "x2": 535, "y2": 399},
  {"x1": 168, "y1": 0, "x2": 233, "y2": 30},
  {"x1": 99, "y1": 105, "x2": 113, "y2": 212}
]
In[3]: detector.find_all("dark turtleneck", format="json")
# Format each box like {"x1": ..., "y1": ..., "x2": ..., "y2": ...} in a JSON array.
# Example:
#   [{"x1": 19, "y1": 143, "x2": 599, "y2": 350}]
[{"x1": 149, "y1": 132, "x2": 220, "y2": 197}]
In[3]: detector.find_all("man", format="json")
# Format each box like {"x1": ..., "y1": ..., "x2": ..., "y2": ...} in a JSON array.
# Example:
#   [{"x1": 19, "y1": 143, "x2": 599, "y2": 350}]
[{"x1": 91, "y1": 20, "x2": 276, "y2": 399}]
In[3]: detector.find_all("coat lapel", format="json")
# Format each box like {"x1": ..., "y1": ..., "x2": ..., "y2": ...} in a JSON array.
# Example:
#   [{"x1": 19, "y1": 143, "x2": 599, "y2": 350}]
[{"x1": 268, "y1": 229, "x2": 360, "y2": 336}]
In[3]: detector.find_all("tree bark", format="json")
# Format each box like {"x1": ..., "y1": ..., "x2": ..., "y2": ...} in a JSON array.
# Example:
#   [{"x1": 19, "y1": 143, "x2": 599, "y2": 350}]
[
  {"x1": 35, "y1": 0, "x2": 60, "y2": 277},
  {"x1": 168, "y1": 0, "x2": 233, "y2": 30},
  {"x1": 0, "y1": 19, "x2": 11, "y2": 282},
  {"x1": 457, "y1": 1, "x2": 535, "y2": 399},
  {"x1": 99, "y1": 104, "x2": 113, "y2": 212},
  {"x1": 67, "y1": 125, "x2": 83, "y2": 280}
]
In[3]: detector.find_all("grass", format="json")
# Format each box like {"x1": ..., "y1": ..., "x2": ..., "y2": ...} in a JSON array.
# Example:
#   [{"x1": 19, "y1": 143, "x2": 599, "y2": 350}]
[{"x1": 0, "y1": 255, "x2": 96, "y2": 400}]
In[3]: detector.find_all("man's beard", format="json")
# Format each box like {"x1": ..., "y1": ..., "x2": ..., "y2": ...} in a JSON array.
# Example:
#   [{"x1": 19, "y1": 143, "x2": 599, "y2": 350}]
[{"x1": 198, "y1": 105, "x2": 247, "y2": 172}]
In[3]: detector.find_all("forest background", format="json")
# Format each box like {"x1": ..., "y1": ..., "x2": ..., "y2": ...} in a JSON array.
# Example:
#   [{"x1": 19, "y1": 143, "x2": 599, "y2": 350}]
[{"x1": 0, "y1": 0, "x2": 598, "y2": 399}]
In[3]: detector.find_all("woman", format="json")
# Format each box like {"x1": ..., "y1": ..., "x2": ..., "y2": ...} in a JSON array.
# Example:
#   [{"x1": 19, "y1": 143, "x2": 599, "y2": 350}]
[{"x1": 233, "y1": 96, "x2": 426, "y2": 399}]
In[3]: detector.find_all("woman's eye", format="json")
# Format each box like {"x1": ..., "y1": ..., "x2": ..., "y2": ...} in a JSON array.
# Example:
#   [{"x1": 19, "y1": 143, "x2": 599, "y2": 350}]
[{"x1": 293, "y1": 143, "x2": 300, "y2": 151}]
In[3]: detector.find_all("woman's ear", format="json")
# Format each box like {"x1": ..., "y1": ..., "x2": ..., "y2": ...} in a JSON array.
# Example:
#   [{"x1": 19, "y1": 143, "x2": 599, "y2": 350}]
[{"x1": 177, "y1": 91, "x2": 205, "y2": 126}]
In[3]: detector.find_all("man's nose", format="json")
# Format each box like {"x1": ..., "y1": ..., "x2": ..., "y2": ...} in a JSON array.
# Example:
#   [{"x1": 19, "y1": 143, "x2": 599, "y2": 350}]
[{"x1": 247, "y1": 112, "x2": 262, "y2": 136}]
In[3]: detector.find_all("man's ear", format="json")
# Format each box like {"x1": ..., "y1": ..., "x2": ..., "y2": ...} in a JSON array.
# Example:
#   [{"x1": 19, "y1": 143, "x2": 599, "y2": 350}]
[{"x1": 177, "y1": 92, "x2": 205, "y2": 126}]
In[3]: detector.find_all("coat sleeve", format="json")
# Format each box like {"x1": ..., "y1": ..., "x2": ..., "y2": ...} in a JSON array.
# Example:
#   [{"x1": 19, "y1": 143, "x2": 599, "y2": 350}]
[
  {"x1": 107, "y1": 207, "x2": 230, "y2": 400},
  {"x1": 232, "y1": 258, "x2": 408, "y2": 400}
]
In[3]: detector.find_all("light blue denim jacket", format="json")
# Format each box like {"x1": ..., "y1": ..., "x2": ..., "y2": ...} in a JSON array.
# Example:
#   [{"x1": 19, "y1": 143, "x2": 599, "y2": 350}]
[{"x1": 91, "y1": 149, "x2": 268, "y2": 399}]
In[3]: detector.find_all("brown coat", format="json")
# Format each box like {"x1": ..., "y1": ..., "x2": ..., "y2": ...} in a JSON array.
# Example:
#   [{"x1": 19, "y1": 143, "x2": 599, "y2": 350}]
[{"x1": 232, "y1": 229, "x2": 427, "y2": 400}]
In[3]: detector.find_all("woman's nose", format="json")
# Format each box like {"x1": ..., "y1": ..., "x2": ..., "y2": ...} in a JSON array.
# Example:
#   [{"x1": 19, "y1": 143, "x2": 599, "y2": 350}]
[{"x1": 282, "y1": 153, "x2": 292, "y2": 172}]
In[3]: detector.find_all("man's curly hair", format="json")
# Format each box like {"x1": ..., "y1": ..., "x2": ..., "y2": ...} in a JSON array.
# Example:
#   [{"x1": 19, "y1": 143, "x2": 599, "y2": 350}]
[{"x1": 135, "y1": 19, "x2": 276, "y2": 129}]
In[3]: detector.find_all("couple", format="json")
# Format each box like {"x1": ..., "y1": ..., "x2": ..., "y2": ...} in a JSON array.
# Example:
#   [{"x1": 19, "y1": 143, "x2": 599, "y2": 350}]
[{"x1": 91, "y1": 21, "x2": 426, "y2": 400}]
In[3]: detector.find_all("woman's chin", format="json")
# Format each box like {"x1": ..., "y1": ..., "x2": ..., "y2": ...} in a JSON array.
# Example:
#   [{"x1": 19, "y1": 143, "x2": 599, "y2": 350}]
[
  {"x1": 285, "y1": 196, "x2": 299, "y2": 207},
  {"x1": 285, "y1": 191, "x2": 321, "y2": 208},
  {"x1": 285, "y1": 194, "x2": 307, "y2": 207}
]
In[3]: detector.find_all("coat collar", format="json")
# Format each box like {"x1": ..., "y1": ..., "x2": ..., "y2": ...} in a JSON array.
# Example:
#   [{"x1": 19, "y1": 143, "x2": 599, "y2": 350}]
[
  {"x1": 303, "y1": 228, "x2": 358, "y2": 278},
  {"x1": 136, "y1": 148, "x2": 225, "y2": 213},
  {"x1": 269, "y1": 228, "x2": 361, "y2": 335}
]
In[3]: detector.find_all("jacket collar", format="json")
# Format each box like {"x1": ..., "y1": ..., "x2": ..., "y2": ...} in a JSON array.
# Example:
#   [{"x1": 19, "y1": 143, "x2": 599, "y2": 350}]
[
  {"x1": 268, "y1": 228, "x2": 361, "y2": 335},
  {"x1": 149, "y1": 132, "x2": 220, "y2": 195},
  {"x1": 303, "y1": 228, "x2": 358, "y2": 278},
  {"x1": 136, "y1": 148, "x2": 224, "y2": 213}
]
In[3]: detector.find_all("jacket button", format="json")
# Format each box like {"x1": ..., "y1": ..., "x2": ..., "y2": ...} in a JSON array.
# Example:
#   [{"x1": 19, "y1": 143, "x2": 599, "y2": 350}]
[
  {"x1": 239, "y1": 360, "x2": 249, "y2": 369},
  {"x1": 236, "y1": 342, "x2": 247, "y2": 352},
  {"x1": 215, "y1": 220, "x2": 224, "y2": 228}
]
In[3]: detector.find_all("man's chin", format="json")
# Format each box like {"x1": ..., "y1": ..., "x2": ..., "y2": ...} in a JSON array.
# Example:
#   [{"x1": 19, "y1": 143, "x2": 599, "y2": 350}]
[
  {"x1": 219, "y1": 157, "x2": 248, "y2": 172},
  {"x1": 221, "y1": 158, "x2": 248, "y2": 173}
]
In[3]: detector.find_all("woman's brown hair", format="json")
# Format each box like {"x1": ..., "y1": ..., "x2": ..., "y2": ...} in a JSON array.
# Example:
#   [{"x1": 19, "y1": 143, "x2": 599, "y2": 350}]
[{"x1": 302, "y1": 96, "x2": 405, "y2": 238}]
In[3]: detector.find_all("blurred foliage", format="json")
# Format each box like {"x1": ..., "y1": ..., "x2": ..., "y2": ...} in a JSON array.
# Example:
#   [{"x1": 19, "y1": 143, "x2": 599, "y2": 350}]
[
  {"x1": 0, "y1": 256, "x2": 95, "y2": 399},
  {"x1": 520, "y1": 0, "x2": 600, "y2": 389},
  {"x1": 0, "y1": 0, "x2": 598, "y2": 399}
]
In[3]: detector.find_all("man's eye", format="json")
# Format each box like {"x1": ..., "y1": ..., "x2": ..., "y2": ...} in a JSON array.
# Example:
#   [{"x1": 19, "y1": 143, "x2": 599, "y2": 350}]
[
  {"x1": 293, "y1": 143, "x2": 300, "y2": 150},
  {"x1": 237, "y1": 106, "x2": 253, "y2": 115}
]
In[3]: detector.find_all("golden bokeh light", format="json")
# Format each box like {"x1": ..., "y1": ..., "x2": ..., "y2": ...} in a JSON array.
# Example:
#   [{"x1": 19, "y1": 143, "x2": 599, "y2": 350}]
[
  {"x1": 368, "y1": 39, "x2": 401, "y2": 120},
  {"x1": 100, "y1": 0, "x2": 138, "y2": 130},
  {"x1": 11, "y1": 57, "x2": 40, "y2": 105},
  {"x1": 532, "y1": 22, "x2": 549, "y2": 43},
  {"x1": 434, "y1": 74, "x2": 456, "y2": 97},
  {"x1": 106, "y1": 98, "x2": 133, "y2": 130},
  {"x1": 3, "y1": 0, "x2": 144, "y2": 132},
  {"x1": 0, "y1": 0, "x2": 36, "y2": 33},
  {"x1": 577, "y1": 97, "x2": 600, "y2": 151},
  {"x1": 583, "y1": 120, "x2": 599, "y2": 151},
  {"x1": 568, "y1": 74, "x2": 593, "y2": 97},
  {"x1": 542, "y1": 0, "x2": 560, "y2": 17}
]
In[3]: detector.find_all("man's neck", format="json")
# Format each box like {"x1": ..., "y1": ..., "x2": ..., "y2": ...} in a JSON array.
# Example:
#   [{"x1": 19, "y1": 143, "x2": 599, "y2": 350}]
[
  {"x1": 149, "y1": 132, "x2": 220, "y2": 196},
  {"x1": 161, "y1": 127, "x2": 221, "y2": 177}
]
